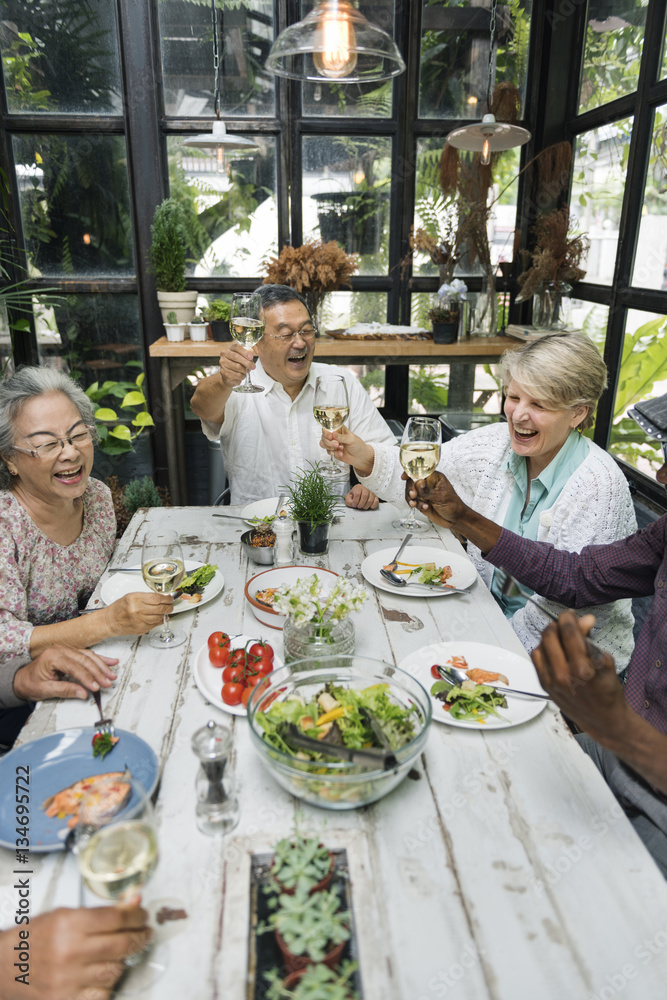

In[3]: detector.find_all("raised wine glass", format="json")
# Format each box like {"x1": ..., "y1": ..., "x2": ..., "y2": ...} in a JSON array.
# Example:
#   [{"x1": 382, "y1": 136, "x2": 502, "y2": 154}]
[
  {"x1": 231, "y1": 291, "x2": 265, "y2": 394},
  {"x1": 141, "y1": 528, "x2": 186, "y2": 648},
  {"x1": 313, "y1": 374, "x2": 350, "y2": 477},
  {"x1": 392, "y1": 416, "x2": 442, "y2": 531},
  {"x1": 76, "y1": 774, "x2": 167, "y2": 992}
]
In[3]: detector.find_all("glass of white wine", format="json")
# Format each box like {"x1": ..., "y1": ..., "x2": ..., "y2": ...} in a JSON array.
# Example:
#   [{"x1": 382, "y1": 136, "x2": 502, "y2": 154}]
[
  {"x1": 393, "y1": 416, "x2": 442, "y2": 531},
  {"x1": 313, "y1": 374, "x2": 350, "y2": 477},
  {"x1": 231, "y1": 291, "x2": 265, "y2": 393},
  {"x1": 77, "y1": 774, "x2": 166, "y2": 991},
  {"x1": 141, "y1": 529, "x2": 186, "y2": 649}
]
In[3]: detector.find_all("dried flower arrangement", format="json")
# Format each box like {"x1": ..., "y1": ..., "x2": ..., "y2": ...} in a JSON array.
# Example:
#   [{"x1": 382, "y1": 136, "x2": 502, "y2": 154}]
[
  {"x1": 515, "y1": 207, "x2": 590, "y2": 302},
  {"x1": 261, "y1": 240, "x2": 358, "y2": 326}
]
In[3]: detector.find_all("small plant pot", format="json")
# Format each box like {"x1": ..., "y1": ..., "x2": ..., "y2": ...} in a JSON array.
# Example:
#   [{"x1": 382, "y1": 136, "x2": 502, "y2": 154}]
[
  {"x1": 164, "y1": 323, "x2": 186, "y2": 342},
  {"x1": 297, "y1": 521, "x2": 330, "y2": 556},
  {"x1": 431, "y1": 321, "x2": 459, "y2": 344},
  {"x1": 275, "y1": 928, "x2": 346, "y2": 975},
  {"x1": 270, "y1": 849, "x2": 335, "y2": 896},
  {"x1": 157, "y1": 289, "x2": 198, "y2": 325},
  {"x1": 209, "y1": 320, "x2": 231, "y2": 342},
  {"x1": 189, "y1": 322, "x2": 208, "y2": 342}
]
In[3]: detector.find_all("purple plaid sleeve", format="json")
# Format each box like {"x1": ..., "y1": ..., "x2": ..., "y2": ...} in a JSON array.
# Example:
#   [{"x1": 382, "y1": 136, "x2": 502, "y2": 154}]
[{"x1": 486, "y1": 517, "x2": 667, "y2": 734}]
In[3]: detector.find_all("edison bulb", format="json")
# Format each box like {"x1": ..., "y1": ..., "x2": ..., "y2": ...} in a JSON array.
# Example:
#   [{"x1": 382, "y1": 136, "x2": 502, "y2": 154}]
[
  {"x1": 481, "y1": 138, "x2": 491, "y2": 166},
  {"x1": 216, "y1": 144, "x2": 226, "y2": 175},
  {"x1": 313, "y1": 9, "x2": 357, "y2": 79}
]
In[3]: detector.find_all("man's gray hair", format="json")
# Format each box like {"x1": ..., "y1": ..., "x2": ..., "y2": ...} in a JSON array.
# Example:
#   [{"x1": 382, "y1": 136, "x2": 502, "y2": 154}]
[
  {"x1": 255, "y1": 283, "x2": 310, "y2": 317},
  {"x1": 0, "y1": 366, "x2": 95, "y2": 489}
]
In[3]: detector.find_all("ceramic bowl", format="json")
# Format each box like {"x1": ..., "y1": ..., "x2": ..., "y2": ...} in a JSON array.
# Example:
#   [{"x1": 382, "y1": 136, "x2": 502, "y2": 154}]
[
  {"x1": 241, "y1": 529, "x2": 275, "y2": 566},
  {"x1": 244, "y1": 565, "x2": 340, "y2": 631},
  {"x1": 246, "y1": 655, "x2": 432, "y2": 810}
]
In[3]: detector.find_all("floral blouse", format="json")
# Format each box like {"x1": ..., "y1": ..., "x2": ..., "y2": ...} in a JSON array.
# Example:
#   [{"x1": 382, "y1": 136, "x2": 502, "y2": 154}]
[{"x1": 0, "y1": 479, "x2": 116, "y2": 664}]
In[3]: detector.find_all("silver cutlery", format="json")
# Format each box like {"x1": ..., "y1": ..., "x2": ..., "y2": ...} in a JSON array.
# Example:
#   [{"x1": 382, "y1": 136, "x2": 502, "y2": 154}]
[
  {"x1": 92, "y1": 688, "x2": 115, "y2": 734},
  {"x1": 212, "y1": 512, "x2": 248, "y2": 521},
  {"x1": 435, "y1": 663, "x2": 550, "y2": 700},
  {"x1": 383, "y1": 532, "x2": 412, "y2": 573},
  {"x1": 379, "y1": 569, "x2": 469, "y2": 593}
]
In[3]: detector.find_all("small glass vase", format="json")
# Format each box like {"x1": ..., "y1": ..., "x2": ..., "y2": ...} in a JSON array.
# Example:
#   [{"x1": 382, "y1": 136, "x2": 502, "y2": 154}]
[
  {"x1": 471, "y1": 272, "x2": 497, "y2": 337},
  {"x1": 533, "y1": 280, "x2": 572, "y2": 330},
  {"x1": 283, "y1": 616, "x2": 355, "y2": 664}
]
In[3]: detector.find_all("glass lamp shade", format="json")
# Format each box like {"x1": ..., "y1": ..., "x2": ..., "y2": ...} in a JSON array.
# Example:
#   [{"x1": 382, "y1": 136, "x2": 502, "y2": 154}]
[
  {"x1": 446, "y1": 114, "x2": 531, "y2": 164},
  {"x1": 265, "y1": 0, "x2": 405, "y2": 83}
]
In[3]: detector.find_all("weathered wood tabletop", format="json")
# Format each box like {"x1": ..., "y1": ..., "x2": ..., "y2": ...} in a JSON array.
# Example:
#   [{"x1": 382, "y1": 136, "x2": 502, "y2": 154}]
[{"x1": 2, "y1": 503, "x2": 667, "y2": 1000}]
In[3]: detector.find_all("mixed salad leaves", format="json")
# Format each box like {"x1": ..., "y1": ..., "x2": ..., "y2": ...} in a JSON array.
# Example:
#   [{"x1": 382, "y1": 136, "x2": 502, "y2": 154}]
[
  {"x1": 255, "y1": 681, "x2": 417, "y2": 761},
  {"x1": 175, "y1": 563, "x2": 217, "y2": 599},
  {"x1": 391, "y1": 561, "x2": 453, "y2": 586},
  {"x1": 430, "y1": 677, "x2": 508, "y2": 723}
]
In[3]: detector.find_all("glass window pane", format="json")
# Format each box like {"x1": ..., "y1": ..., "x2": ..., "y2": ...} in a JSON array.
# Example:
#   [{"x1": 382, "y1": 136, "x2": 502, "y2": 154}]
[
  {"x1": 578, "y1": 2, "x2": 646, "y2": 115},
  {"x1": 301, "y1": 0, "x2": 395, "y2": 118},
  {"x1": 302, "y1": 136, "x2": 392, "y2": 277},
  {"x1": 320, "y1": 290, "x2": 387, "y2": 331},
  {"x1": 570, "y1": 121, "x2": 631, "y2": 286},
  {"x1": 13, "y1": 135, "x2": 134, "y2": 277},
  {"x1": 609, "y1": 309, "x2": 667, "y2": 476},
  {"x1": 419, "y1": 0, "x2": 533, "y2": 120},
  {"x1": 34, "y1": 293, "x2": 153, "y2": 482},
  {"x1": 413, "y1": 139, "x2": 519, "y2": 280},
  {"x1": 159, "y1": 0, "x2": 275, "y2": 117},
  {"x1": 633, "y1": 105, "x2": 667, "y2": 289},
  {"x1": 408, "y1": 362, "x2": 503, "y2": 417},
  {"x1": 168, "y1": 136, "x2": 278, "y2": 278},
  {"x1": 0, "y1": 1, "x2": 122, "y2": 114}
]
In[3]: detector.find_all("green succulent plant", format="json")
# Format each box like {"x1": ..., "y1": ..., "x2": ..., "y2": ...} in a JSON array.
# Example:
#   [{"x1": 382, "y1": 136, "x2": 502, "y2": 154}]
[
  {"x1": 264, "y1": 959, "x2": 359, "y2": 1000},
  {"x1": 271, "y1": 836, "x2": 332, "y2": 896},
  {"x1": 259, "y1": 886, "x2": 350, "y2": 963}
]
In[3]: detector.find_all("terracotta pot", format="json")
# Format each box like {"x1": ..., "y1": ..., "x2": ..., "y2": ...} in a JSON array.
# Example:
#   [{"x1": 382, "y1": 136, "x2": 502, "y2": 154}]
[
  {"x1": 275, "y1": 928, "x2": 346, "y2": 974},
  {"x1": 270, "y1": 850, "x2": 334, "y2": 896}
]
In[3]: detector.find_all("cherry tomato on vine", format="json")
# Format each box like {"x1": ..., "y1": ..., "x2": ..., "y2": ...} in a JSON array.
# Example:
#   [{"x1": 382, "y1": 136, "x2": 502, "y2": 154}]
[
  {"x1": 256, "y1": 658, "x2": 274, "y2": 677},
  {"x1": 248, "y1": 641, "x2": 274, "y2": 662},
  {"x1": 209, "y1": 644, "x2": 231, "y2": 668},
  {"x1": 430, "y1": 664, "x2": 443, "y2": 680},
  {"x1": 221, "y1": 682, "x2": 244, "y2": 706},
  {"x1": 229, "y1": 648, "x2": 247, "y2": 668},
  {"x1": 208, "y1": 631, "x2": 231, "y2": 650},
  {"x1": 222, "y1": 664, "x2": 245, "y2": 685},
  {"x1": 241, "y1": 686, "x2": 254, "y2": 709}
]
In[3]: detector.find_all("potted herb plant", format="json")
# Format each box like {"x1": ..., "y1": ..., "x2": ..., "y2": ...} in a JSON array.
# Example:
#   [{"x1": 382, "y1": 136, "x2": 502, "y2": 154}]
[
  {"x1": 270, "y1": 835, "x2": 334, "y2": 896},
  {"x1": 264, "y1": 959, "x2": 360, "y2": 1000},
  {"x1": 148, "y1": 197, "x2": 198, "y2": 325},
  {"x1": 259, "y1": 886, "x2": 351, "y2": 974},
  {"x1": 189, "y1": 313, "x2": 209, "y2": 342},
  {"x1": 272, "y1": 572, "x2": 367, "y2": 662},
  {"x1": 202, "y1": 298, "x2": 232, "y2": 341},
  {"x1": 428, "y1": 279, "x2": 468, "y2": 344},
  {"x1": 283, "y1": 463, "x2": 339, "y2": 556}
]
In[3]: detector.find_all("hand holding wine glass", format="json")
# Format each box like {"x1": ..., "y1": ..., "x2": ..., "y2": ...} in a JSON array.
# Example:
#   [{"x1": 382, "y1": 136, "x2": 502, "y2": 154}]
[
  {"x1": 313, "y1": 374, "x2": 350, "y2": 477},
  {"x1": 231, "y1": 292, "x2": 265, "y2": 394},
  {"x1": 141, "y1": 529, "x2": 185, "y2": 649},
  {"x1": 393, "y1": 416, "x2": 442, "y2": 531}
]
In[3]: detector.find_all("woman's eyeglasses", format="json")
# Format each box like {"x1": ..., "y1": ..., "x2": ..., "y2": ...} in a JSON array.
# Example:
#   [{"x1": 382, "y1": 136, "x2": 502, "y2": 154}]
[{"x1": 12, "y1": 425, "x2": 96, "y2": 459}]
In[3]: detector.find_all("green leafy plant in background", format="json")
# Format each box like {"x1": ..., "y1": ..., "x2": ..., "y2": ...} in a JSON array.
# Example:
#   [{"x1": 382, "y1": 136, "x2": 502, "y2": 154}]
[
  {"x1": 122, "y1": 476, "x2": 163, "y2": 519},
  {"x1": 148, "y1": 198, "x2": 188, "y2": 292},
  {"x1": 202, "y1": 299, "x2": 231, "y2": 321},
  {"x1": 259, "y1": 886, "x2": 350, "y2": 963},
  {"x1": 85, "y1": 372, "x2": 154, "y2": 455},
  {"x1": 264, "y1": 959, "x2": 359, "y2": 1000}
]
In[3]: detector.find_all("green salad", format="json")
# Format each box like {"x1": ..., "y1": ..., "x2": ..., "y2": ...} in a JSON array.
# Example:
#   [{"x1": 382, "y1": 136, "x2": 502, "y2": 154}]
[
  {"x1": 256, "y1": 681, "x2": 417, "y2": 761},
  {"x1": 430, "y1": 679, "x2": 508, "y2": 723},
  {"x1": 175, "y1": 563, "x2": 217, "y2": 597}
]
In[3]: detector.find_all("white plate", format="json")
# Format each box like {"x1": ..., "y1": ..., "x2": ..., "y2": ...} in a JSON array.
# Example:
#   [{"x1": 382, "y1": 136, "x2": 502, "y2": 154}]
[
  {"x1": 245, "y1": 566, "x2": 340, "y2": 630},
  {"x1": 398, "y1": 641, "x2": 547, "y2": 730},
  {"x1": 192, "y1": 634, "x2": 283, "y2": 717},
  {"x1": 361, "y1": 546, "x2": 477, "y2": 596},
  {"x1": 99, "y1": 560, "x2": 224, "y2": 615},
  {"x1": 242, "y1": 498, "x2": 283, "y2": 526}
]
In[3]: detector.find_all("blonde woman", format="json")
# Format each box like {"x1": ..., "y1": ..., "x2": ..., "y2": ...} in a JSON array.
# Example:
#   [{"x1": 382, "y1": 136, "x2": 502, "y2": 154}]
[{"x1": 321, "y1": 333, "x2": 637, "y2": 667}]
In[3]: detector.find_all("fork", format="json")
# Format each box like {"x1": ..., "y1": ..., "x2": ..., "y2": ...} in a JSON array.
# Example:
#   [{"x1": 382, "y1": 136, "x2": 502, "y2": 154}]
[
  {"x1": 92, "y1": 689, "x2": 115, "y2": 736},
  {"x1": 498, "y1": 568, "x2": 607, "y2": 668}
]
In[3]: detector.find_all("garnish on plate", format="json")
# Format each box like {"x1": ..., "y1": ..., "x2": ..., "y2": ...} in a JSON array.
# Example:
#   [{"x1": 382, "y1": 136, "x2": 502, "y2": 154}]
[
  {"x1": 174, "y1": 563, "x2": 217, "y2": 603},
  {"x1": 389, "y1": 561, "x2": 453, "y2": 586},
  {"x1": 92, "y1": 732, "x2": 119, "y2": 760}
]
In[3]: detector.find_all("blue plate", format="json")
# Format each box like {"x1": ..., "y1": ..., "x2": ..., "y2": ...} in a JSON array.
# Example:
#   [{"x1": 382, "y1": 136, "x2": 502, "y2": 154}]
[{"x1": 0, "y1": 728, "x2": 159, "y2": 853}]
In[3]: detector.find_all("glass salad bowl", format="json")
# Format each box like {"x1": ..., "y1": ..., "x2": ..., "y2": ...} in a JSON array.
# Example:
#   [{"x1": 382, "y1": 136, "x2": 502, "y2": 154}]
[{"x1": 246, "y1": 655, "x2": 432, "y2": 810}]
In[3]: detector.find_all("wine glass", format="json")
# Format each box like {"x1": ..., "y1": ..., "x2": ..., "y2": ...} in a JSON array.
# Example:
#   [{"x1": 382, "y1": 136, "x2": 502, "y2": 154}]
[
  {"x1": 76, "y1": 774, "x2": 167, "y2": 992},
  {"x1": 392, "y1": 416, "x2": 442, "y2": 531},
  {"x1": 231, "y1": 291, "x2": 265, "y2": 393},
  {"x1": 313, "y1": 374, "x2": 350, "y2": 477},
  {"x1": 141, "y1": 529, "x2": 186, "y2": 649}
]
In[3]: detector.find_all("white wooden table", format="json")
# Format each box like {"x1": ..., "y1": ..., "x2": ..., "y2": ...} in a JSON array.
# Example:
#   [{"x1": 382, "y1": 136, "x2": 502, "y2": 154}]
[{"x1": 2, "y1": 504, "x2": 667, "y2": 1000}]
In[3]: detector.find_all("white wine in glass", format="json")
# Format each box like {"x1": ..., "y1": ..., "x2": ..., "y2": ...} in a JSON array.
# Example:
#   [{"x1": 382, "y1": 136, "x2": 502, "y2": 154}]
[
  {"x1": 231, "y1": 291, "x2": 265, "y2": 394},
  {"x1": 393, "y1": 416, "x2": 442, "y2": 531},
  {"x1": 141, "y1": 529, "x2": 186, "y2": 648},
  {"x1": 313, "y1": 374, "x2": 350, "y2": 476}
]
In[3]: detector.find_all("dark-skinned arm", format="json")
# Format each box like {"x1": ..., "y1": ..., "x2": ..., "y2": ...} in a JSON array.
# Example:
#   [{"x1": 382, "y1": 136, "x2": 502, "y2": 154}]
[{"x1": 407, "y1": 470, "x2": 502, "y2": 553}]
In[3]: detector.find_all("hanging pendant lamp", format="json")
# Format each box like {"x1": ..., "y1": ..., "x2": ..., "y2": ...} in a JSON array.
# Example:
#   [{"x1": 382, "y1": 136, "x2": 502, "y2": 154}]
[
  {"x1": 446, "y1": 0, "x2": 530, "y2": 164},
  {"x1": 265, "y1": 0, "x2": 405, "y2": 83},
  {"x1": 181, "y1": 0, "x2": 257, "y2": 172}
]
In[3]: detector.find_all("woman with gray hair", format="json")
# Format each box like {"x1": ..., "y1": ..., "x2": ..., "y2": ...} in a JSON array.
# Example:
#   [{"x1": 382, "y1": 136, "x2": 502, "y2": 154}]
[
  {"x1": 0, "y1": 367, "x2": 171, "y2": 690},
  {"x1": 320, "y1": 333, "x2": 637, "y2": 667}
]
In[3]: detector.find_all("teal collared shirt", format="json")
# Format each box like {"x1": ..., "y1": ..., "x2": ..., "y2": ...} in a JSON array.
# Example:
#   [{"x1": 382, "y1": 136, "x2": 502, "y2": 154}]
[{"x1": 491, "y1": 430, "x2": 590, "y2": 617}]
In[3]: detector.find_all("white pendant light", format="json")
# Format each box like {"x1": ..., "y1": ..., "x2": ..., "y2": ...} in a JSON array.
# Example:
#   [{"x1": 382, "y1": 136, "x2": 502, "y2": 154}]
[
  {"x1": 181, "y1": 0, "x2": 257, "y2": 172},
  {"x1": 446, "y1": 0, "x2": 530, "y2": 163},
  {"x1": 265, "y1": 0, "x2": 405, "y2": 83}
]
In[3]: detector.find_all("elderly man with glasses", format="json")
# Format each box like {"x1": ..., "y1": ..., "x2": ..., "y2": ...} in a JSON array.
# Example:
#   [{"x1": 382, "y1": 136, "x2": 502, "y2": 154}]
[{"x1": 191, "y1": 284, "x2": 396, "y2": 507}]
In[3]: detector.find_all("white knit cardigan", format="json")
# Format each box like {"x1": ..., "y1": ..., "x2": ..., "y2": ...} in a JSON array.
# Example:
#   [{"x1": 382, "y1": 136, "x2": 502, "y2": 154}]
[{"x1": 361, "y1": 423, "x2": 637, "y2": 669}]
